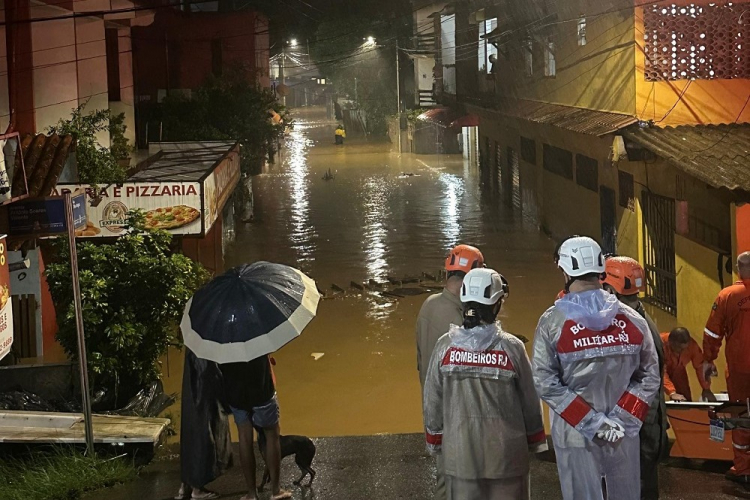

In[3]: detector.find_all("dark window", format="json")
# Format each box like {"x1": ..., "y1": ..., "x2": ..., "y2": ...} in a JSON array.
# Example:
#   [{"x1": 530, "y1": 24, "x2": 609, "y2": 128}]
[
  {"x1": 520, "y1": 137, "x2": 536, "y2": 164},
  {"x1": 618, "y1": 170, "x2": 635, "y2": 209},
  {"x1": 212, "y1": 38, "x2": 223, "y2": 76},
  {"x1": 105, "y1": 29, "x2": 121, "y2": 101},
  {"x1": 543, "y1": 144, "x2": 573, "y2": 180},
  {"x1": 575, "y1": 154, "x2": 598, "y2": 192}
]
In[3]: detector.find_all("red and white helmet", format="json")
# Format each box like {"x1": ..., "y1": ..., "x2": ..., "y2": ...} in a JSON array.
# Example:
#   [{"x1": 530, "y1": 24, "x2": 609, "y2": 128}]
[
  {"x1": 461, "y1": 268, "x2": 508, "y2": 305},
  {"x1": 557, "y1": 236, "x2": 605, "y2": 277}
]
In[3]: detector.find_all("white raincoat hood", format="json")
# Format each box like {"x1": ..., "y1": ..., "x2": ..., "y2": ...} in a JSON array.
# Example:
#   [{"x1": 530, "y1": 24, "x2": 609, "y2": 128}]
[
  {"x1": 448, "y1": 322, "x2": 499, "y2": 352},
  {"x1": 555, "y1": 289, "x2": 619, "y2": 331}
]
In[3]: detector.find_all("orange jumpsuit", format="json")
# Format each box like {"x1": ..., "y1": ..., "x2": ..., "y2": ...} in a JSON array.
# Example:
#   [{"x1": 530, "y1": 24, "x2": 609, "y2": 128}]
[
  {"x1": 661, "y1": 332, "x2": 710, "y2": 401},
  {"x1": 704, "y1": 279, "x2": 750, "y2": 476}
]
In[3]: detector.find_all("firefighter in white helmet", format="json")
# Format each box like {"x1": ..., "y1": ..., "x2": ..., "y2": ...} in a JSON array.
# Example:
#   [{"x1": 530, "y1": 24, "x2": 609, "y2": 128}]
[
  {"x1": 423, "y1": 268, "x2": 547, "y2": 499},
  {"x1": 531, "y1": 236, "x2": 660, "y2": 500}
]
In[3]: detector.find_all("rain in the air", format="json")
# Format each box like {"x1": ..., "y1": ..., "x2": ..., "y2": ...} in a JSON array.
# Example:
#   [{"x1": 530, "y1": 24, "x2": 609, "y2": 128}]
[{"x1": 0, "y1": 0, "x2": 749, "y2": 499}]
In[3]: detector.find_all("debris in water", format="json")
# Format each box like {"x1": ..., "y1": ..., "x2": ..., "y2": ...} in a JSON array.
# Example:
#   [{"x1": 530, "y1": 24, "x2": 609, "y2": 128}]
[{"x1": 311, "y1": 353, "x2": 325, "y2": 361}]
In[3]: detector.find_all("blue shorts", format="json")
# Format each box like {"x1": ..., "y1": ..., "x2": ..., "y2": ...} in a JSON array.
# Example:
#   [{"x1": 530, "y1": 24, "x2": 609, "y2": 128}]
[{"x1": 230, "y1": 393, "x2": 279, "y2": 429}]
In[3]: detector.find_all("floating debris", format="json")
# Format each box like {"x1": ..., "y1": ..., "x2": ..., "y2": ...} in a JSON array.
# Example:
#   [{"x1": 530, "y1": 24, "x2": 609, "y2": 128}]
[{"x1": 311, "y1": 353, "x2": 325, "y2": 361}]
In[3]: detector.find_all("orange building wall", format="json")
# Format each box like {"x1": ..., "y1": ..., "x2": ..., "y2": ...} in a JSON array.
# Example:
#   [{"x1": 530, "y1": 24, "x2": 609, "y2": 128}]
[
  {"x1": 635, "y1": 0, "x2": 750, "y2": 126},
  {"x1": 38, "y1": 249, "x2": 62, "y2": 361},
  {"x1": 737, "y1": 204, "x2": 750, "y2": 253}
]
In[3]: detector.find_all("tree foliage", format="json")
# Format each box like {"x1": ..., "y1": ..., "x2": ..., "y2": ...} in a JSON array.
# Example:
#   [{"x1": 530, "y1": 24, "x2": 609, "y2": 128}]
[
  {"x1": 45, "y1": 212, "x2": 208, "y2": 405},
  {"x1": 47, "y1": 104, "x2": 131, "y2": 186},
  {"x1": 158, "y1": 68, "x2": 286, "y2": 175},
  {"x1": 310, "y1": 12, "x2": 409, "y2": 135}
]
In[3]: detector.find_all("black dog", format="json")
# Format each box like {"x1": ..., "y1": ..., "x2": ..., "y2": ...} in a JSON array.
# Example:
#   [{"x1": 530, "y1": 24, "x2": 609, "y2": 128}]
[{"x1": 255, "y1": 427, "x2": 317, "y2": 490}]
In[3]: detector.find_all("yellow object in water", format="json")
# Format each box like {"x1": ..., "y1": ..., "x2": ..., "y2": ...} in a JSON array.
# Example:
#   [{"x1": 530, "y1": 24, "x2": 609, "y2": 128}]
[{"x1": 335, "y1": 128, "x2": 346, "y2": 138}]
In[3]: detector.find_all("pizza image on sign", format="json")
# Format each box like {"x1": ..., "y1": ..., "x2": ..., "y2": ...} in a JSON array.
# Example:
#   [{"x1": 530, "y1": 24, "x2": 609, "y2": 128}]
[{"x1": 144, "y1": 205, "x2": 201, "y2": 230}]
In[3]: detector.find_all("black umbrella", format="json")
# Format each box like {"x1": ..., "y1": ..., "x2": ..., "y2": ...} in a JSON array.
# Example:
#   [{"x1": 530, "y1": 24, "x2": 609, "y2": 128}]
[{"x1": 181, "y1": 262, "x2": 320, "y2": 363}]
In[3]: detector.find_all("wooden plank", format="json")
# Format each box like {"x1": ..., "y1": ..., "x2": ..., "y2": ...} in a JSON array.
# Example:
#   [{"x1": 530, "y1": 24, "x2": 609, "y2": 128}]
[{"x1": 0, "y1": 411, "x2": 170, "y2": 444}]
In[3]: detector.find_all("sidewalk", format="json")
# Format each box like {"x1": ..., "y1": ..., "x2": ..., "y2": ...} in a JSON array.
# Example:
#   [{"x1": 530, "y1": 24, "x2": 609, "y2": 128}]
[{"x1": 84, "y1": 434, "x2": 748, "y2": 500}]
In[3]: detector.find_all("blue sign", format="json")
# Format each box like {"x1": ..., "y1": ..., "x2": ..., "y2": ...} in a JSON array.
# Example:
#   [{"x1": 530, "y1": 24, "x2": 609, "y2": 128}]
[{"x1": 7, "y1": 194, "x2": 87, "y2": 236}]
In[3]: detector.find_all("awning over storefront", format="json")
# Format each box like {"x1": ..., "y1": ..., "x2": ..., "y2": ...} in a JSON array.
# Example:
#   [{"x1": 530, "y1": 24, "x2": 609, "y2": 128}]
[
  {"x1": 622, "y1": 123, "x2": 750, "y2": 196},
  {"x1": 54, "y1": 141, "x2": 241, "y2": 238}
]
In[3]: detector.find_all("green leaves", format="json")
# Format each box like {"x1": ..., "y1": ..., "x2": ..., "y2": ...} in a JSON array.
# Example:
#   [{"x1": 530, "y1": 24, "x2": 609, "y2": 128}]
[
  {"x1": 45, "y1": 224, "x2": 209, "y2": 403},
  {"x1": 47, "y1": 104, "x2": 130, "y2": 186},
  {"x1": 158, "y1": 68, "x2": 286, "y2": 175}
]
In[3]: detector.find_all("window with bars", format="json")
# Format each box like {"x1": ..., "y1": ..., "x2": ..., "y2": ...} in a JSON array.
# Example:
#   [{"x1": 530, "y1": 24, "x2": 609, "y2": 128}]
[
  {"x1": 543, "y1": 144, "x2": 573, "y2": 180},
  {"x1": 643, "y1": 3, "x2": 750, "y2": 81},
  {"x1": 575, "y1": 154, "x2": 598, "y2": 192}
]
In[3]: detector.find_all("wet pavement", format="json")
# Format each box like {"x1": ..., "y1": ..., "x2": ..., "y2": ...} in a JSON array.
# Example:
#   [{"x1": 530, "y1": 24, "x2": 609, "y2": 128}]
[{"x1": 83, "y1": 434, "x2": 750, "y2": 500}]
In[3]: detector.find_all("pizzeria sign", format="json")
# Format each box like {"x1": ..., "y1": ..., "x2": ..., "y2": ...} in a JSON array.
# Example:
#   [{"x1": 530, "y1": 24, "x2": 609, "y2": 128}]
[
  {"x1": 54, "y1": 142, "x2": 241, "y2": 238},
  {"x1": 52, "y1": 183, "x2": 203, "y2": 236}
]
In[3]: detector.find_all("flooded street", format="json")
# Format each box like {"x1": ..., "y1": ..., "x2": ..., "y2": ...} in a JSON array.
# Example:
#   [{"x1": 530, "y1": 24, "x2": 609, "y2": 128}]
[{"x1": 216, "y1": 107, "x2": 560, "y2": 437}]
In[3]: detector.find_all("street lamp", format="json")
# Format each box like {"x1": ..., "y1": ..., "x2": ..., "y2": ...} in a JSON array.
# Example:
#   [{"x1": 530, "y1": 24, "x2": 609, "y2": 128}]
[
  {"x1": 364, "y1": 36, "x2": 376, "y2": 46},
  {"x1": 290, "y1": 39, "x2": 298, "y2": 48}
]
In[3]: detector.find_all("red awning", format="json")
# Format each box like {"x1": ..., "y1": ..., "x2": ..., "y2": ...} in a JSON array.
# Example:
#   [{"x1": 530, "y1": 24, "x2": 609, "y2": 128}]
[
  {"x1": 416, "y1": 108, "x2": 456, "y2": 127},
  {"x1": 450, "y1": 114, "x2": 480, "y2": 128}
]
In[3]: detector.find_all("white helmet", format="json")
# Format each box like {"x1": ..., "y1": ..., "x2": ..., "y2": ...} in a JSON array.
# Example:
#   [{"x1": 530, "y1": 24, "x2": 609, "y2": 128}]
[
  {"x1": 460, "y1": 268, "x2": 508, "y2": 305},
  {"x1": 557, "y1": 236, "x2": 605, "y2": 277}
]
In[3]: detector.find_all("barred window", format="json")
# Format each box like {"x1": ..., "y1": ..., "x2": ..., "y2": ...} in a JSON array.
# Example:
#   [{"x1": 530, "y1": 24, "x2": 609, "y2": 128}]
[{"x1": 643, "y1": 3, "x2": 750, "y2": 81}]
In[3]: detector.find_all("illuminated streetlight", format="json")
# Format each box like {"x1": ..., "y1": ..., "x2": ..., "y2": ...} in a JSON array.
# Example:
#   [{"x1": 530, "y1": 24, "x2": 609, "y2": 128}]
[
  {"x1": 365, "y1": 36, "x2": 376, "y2": 46},
  {"x1": 290, "y1": 39, "x2": 298, "y2": 47}
]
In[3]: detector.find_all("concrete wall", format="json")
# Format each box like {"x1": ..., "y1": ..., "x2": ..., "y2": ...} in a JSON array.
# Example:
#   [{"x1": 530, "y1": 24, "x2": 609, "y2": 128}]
[
  {"x1": 490, "y1": 0, "x2": 636, "y2": 115},
  {"x1": 30, "y1": 4, "x2": 110, "y2": 145},
  {"x1": 111, "y1": 26, "x2": 136, "y2": 146},
  {"x1": 132, "y1": 10, "x2": 270, "y2": 102}
]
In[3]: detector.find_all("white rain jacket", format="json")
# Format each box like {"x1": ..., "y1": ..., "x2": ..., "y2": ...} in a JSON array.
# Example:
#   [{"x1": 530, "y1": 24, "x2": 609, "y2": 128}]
[
  {"x1": 423, "y1": 323, "x2": 547, "y2": 480},
  {"x1": 532, "y1": 289, "x2": 661, "y2": 447}
]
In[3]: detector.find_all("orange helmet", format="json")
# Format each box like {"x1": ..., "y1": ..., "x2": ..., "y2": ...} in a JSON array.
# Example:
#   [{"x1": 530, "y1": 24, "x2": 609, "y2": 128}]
[
  {"x1": 445, "y1": 244, "x2": 484, "y2": 274},
  {"x1": 603, "y1": 256, "x2": 645, "y2": 296}
]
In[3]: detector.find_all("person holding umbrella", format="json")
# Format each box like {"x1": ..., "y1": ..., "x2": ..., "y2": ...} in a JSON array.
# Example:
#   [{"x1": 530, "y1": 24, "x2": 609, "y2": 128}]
[{"x1": 181, "y1": 262, "x2": 321, "y2": 500}]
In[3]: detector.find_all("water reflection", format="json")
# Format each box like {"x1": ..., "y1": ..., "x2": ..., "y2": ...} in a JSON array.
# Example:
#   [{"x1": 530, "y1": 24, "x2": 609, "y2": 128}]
[
  {"x1": 438, "y1": 173, "x2": 465, "y2": 249},
  {"x1": 286, "y1": 125, "x2": 316, "y2": 263},
  {"x1": 362, "y1": 177, "x2": 390, "y2": 281}
]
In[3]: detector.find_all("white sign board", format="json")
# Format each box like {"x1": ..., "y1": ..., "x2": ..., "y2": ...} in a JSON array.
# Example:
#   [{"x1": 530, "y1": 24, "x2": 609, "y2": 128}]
[{"x1": 53, "y1": 183, "x2": 203, "y2": 237}]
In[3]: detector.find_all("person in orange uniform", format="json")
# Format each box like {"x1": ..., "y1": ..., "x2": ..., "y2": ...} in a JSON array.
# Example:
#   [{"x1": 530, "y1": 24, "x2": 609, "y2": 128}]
[
  {"x1": 661, "y1": 328, "x2": 714, "y2": 402},
  {"x1": 703, "y1": 251, "x2": 750, "y2": 486}
]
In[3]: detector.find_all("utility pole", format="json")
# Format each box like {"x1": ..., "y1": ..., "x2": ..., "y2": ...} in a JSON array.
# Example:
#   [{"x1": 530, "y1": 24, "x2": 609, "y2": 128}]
[
  {"x1": 396, "y1": 44, "x2": 401, "y2": 154},
  {"x1": 354, "y1": 77, "x2": 358, "y2": 103}
]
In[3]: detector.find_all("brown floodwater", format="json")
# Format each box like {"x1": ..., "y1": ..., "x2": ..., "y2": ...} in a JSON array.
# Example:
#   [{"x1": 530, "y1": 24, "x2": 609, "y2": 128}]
[{"x1": 163, "y1": 107, "x2": 561, "y2": 439}]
